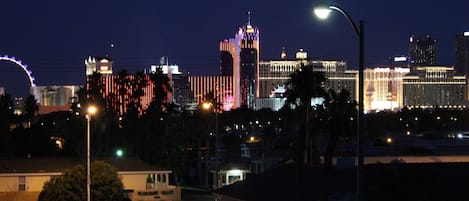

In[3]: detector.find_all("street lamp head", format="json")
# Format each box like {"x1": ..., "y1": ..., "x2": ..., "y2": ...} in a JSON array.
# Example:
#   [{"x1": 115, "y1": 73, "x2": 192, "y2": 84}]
[
  {"x1": 313, "y1": 5, "x2": 332, "y2": 20},
  {"x1": 87, "y1": 105, "x2": 97, "y2": 115}
]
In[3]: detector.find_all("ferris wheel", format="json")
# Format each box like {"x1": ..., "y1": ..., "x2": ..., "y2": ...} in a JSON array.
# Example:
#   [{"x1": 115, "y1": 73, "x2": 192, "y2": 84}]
[{"x1": 0, "y1": 55, "x2": 36, "y2": 87}]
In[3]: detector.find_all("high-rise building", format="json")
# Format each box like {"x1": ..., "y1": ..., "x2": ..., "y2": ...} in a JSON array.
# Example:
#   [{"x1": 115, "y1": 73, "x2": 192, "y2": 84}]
[
  {"x1": 258, "y1": 49, "x2": 357, "y2": 100},
  {"x1": 455, "y1": 31, "x2": 469, "y2": 76},
  {"x1": 256, "y1": 49, "x2": 358, "y2": 111},
  {"x1": 409, "y1": 35, "x2": 436, "y2": 70},
  {"x1": 220, "y1": 13, "x2": 259, "y2": 109},
  {"x1": 85, "y1": 56, "x2": 113, "y2": 76},
  {"x1": 188, "y1": 76, "x2": 233, "y2": 111},
  {"x1": 403, "y1": 66, "x2": 466, "y2": 108},
  {"x1": 150, "y1": 61, "x2": 198, "y2": 111},
  {"x1": 86, "y1": 74, "x2": 156, "y2": 116}
]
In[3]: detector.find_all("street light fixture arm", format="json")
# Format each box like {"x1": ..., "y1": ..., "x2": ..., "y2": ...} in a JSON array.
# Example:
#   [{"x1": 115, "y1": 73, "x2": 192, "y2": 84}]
[
  {"x1": 328, "y1": 5, "x2": 360, "y2": 38},
  {"x1": 313, "y1": 3, "x2": 364, "y2": 200}
]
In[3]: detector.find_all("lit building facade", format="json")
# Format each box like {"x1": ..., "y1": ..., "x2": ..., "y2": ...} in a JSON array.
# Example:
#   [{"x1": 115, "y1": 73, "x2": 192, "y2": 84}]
[
  {"x1": 403, "y1": 66, "x2": 467, "y2": 108},
  {"x1": 258, "y1": 50, "x2": 358, "y2": 109},
  {"x1": 364, "y1": 67, "x2": 410, "y2": 112},
  {"x1": 85, "y1": 55, "x2": 198, "y2": 115},
  {"x1": 455, "y1": 31, "x2": 469, "y2": 76},
  {"x1": 85, "y1": 56, "x2": 113, "y2": 76},
  {"x1": 86, "y1": 74, "x2": 156, "y2": 116},
  {"x1": 188, "y1": 76, "x2": 233, "y2": 111},
  {"x1": 409, "y1": 35, "x2": 436, "y2": 70},
  {"x1": 30, "y1": 85, "x2": 81, "y2": 114},
  {"x1": 31, "y1": 85, "x2": 81, "y2": 107},
  {"x1": 220, "y1": 14, "x2": 259, "y2": 109}
]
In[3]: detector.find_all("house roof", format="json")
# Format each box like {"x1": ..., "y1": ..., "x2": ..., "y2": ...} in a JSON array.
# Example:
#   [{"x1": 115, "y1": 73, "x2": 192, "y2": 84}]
[
  {"x1": 0, "y1": 157, "x2": 169, "y2": 174},
  {"x1": 213, "y1": 162, "x2": 469, "y2": 201},
  {"x1": 212, "y1": 163, "x2": 354, "y2": 201}
]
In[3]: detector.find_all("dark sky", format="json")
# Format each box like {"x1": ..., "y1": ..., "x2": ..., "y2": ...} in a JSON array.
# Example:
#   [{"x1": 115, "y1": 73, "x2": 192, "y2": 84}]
[{"x1": 1, "y1": 0, "x2": 469, "y2": 98}]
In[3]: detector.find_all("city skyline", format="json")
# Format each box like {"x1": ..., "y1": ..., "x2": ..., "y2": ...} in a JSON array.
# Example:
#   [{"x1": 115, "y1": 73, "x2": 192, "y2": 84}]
[{"x1": 1, "y1": 0, "x2": 469, "y2": 98}]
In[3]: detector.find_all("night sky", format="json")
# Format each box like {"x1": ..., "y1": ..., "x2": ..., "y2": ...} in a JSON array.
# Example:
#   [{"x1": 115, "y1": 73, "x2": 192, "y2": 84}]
[{"x1": 1, "y1": 0, "x2": 469, "y2": 98}]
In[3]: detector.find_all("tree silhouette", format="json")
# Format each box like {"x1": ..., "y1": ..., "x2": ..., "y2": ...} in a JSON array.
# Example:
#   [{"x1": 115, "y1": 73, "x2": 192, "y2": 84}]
[
  {"x1": 323, "y1": 89, "x2": 357, "y2": 169},
  {"x1": 38, "y1": 161, "x2": 123, "y2": 201},
  {"x1": 0, "y1": 93, "x2": 15, "y2": 156},
  {"x1": 23, "y1": 94, "x2": 39, "y2": 122},
  {"x1": 116, "y1": 69, "x2": 131, "y2": 116},
  {"x1": 285, "y1": 64, "x2": 326, "y2": 165}
]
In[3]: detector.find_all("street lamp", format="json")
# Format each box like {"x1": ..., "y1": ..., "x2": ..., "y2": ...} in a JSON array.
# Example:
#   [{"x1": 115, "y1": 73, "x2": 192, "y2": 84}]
[
  {"x1": 86, "y1": 105, "x2": 97, "y2": 201},
  {"x1": 313, "y1": 3, "x2": 365, "y2": 200},
  {"x1": 201, "y1": 102, "x2": 219, "y2": 189}
]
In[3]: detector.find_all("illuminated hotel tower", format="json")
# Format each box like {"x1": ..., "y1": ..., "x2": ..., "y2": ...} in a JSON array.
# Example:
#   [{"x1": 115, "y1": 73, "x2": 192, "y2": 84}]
[
  {"x1": 409, "y1": 35, "x2": 436, "y2": 71},
  {"x1": 220, "y1": 12, "x2": 260, "y2": 108}
]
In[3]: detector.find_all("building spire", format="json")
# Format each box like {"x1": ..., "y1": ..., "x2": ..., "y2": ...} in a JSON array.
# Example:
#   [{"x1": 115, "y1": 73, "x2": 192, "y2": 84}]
[{"x1": 247, "y1": 11, "x2": 251, "y2": 26}]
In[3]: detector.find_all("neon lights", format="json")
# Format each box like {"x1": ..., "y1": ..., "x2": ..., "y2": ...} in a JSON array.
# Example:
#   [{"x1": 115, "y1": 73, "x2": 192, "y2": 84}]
[{"x1": 0, "y1": 55, "x2": 36, "y2": 87}]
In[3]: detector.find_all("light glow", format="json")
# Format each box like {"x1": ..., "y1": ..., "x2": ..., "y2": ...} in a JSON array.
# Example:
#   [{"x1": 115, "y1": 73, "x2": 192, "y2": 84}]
[
  {"x1": 464, "y1": 32, "x2": 469, "y2": 36},
  {"x1": 314, "y1": 7, "x2": 332, "y2": 19},
  {"x1": 116, "y1": 149, "x2": 124, "y2": 157},
  {"x1": 386, "y1": 137, "x2": 392, "y2": 144},
  {"x1": 227, "y1": 169, "x2": 242, "y2": 176},
  {"x1": 87, "y1": 106, "x2": 97, "y2": 115},
  {"x1": 202, "y1": 102, "x2": 212, "y2": 110}
]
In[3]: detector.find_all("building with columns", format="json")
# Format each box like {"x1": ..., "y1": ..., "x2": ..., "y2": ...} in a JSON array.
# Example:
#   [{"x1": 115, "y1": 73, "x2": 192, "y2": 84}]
[
  {"x1": 403, "y1": 66, "x2": 466, "y2": 108},
  {"x1": 364, "y1": 67, "x2": 410, "y2": 112}
]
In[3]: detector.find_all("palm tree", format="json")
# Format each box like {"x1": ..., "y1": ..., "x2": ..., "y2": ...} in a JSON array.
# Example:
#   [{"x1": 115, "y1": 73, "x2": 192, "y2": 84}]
[
  {"x1": 147, "y1": 66, "x2": 172, "y2": 114},
  {"x1": 285, "y1": 64, "x2": 326, "y2": 165},
  {"x1": 323, "y1": 89, "x2": 357, "y2": 169},
  {"x1": 116, "y1": 69, "x2": 130, "y2": 116},
  {"x1": 129, "y1": 70, "x2": 148, "y2": 115},
  {"x1": 141, "y1": 66, "x2": 172, "y2": 163}
]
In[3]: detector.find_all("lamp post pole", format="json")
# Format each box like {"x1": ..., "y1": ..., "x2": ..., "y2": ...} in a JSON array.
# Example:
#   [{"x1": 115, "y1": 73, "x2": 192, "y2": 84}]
[
  {"x1": 86, "y1": 106, "x2": 96, "y2": 201},
  {"x1": 86, "y1": 114, "x2": 91, "y2": 201},
  {"x1": 314, "y1": 4, "x2": 365, "y2": 200},
  {"x1": 214, "y1": 108, "x2": 219, "y2": 189},
  {"x1": 357, "y1": 20, "x2": 365, "y2": 201}
]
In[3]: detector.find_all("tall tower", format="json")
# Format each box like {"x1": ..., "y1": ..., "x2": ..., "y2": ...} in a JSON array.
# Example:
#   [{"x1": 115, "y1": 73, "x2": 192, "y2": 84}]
[
  {"x1": 85, "y1": 56, "x2": 113, "y2": 76},
  {"x1": 220, "y1": 12, "x2": 260, "y2": 109},
  {"x1": 455, "y1": 31, "x2": 469, "y2": 76},
  {"x1": 409, "y1": 35, "x2": 436, "y2": 71}
]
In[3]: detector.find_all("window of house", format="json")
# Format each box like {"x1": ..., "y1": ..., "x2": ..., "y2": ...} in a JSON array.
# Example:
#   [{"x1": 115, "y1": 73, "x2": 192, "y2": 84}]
[{"x1": 18, "y1": 176, "x2": 26, "y2": 191}]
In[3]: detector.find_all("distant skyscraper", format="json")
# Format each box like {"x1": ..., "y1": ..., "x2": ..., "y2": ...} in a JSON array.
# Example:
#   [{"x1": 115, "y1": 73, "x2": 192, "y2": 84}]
[
  {"x1": 220, "y1": 12, "x2": 259, "y2": 109},
  {"x1": 85, "y1": 56, "x2": 113, "y2": 76},
  {"x1": 455, "y1": 31, "x2": 469, "y2": 76},
  {"x1": 409, "y1": 35, "x2": 436, "y2": 70}
]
